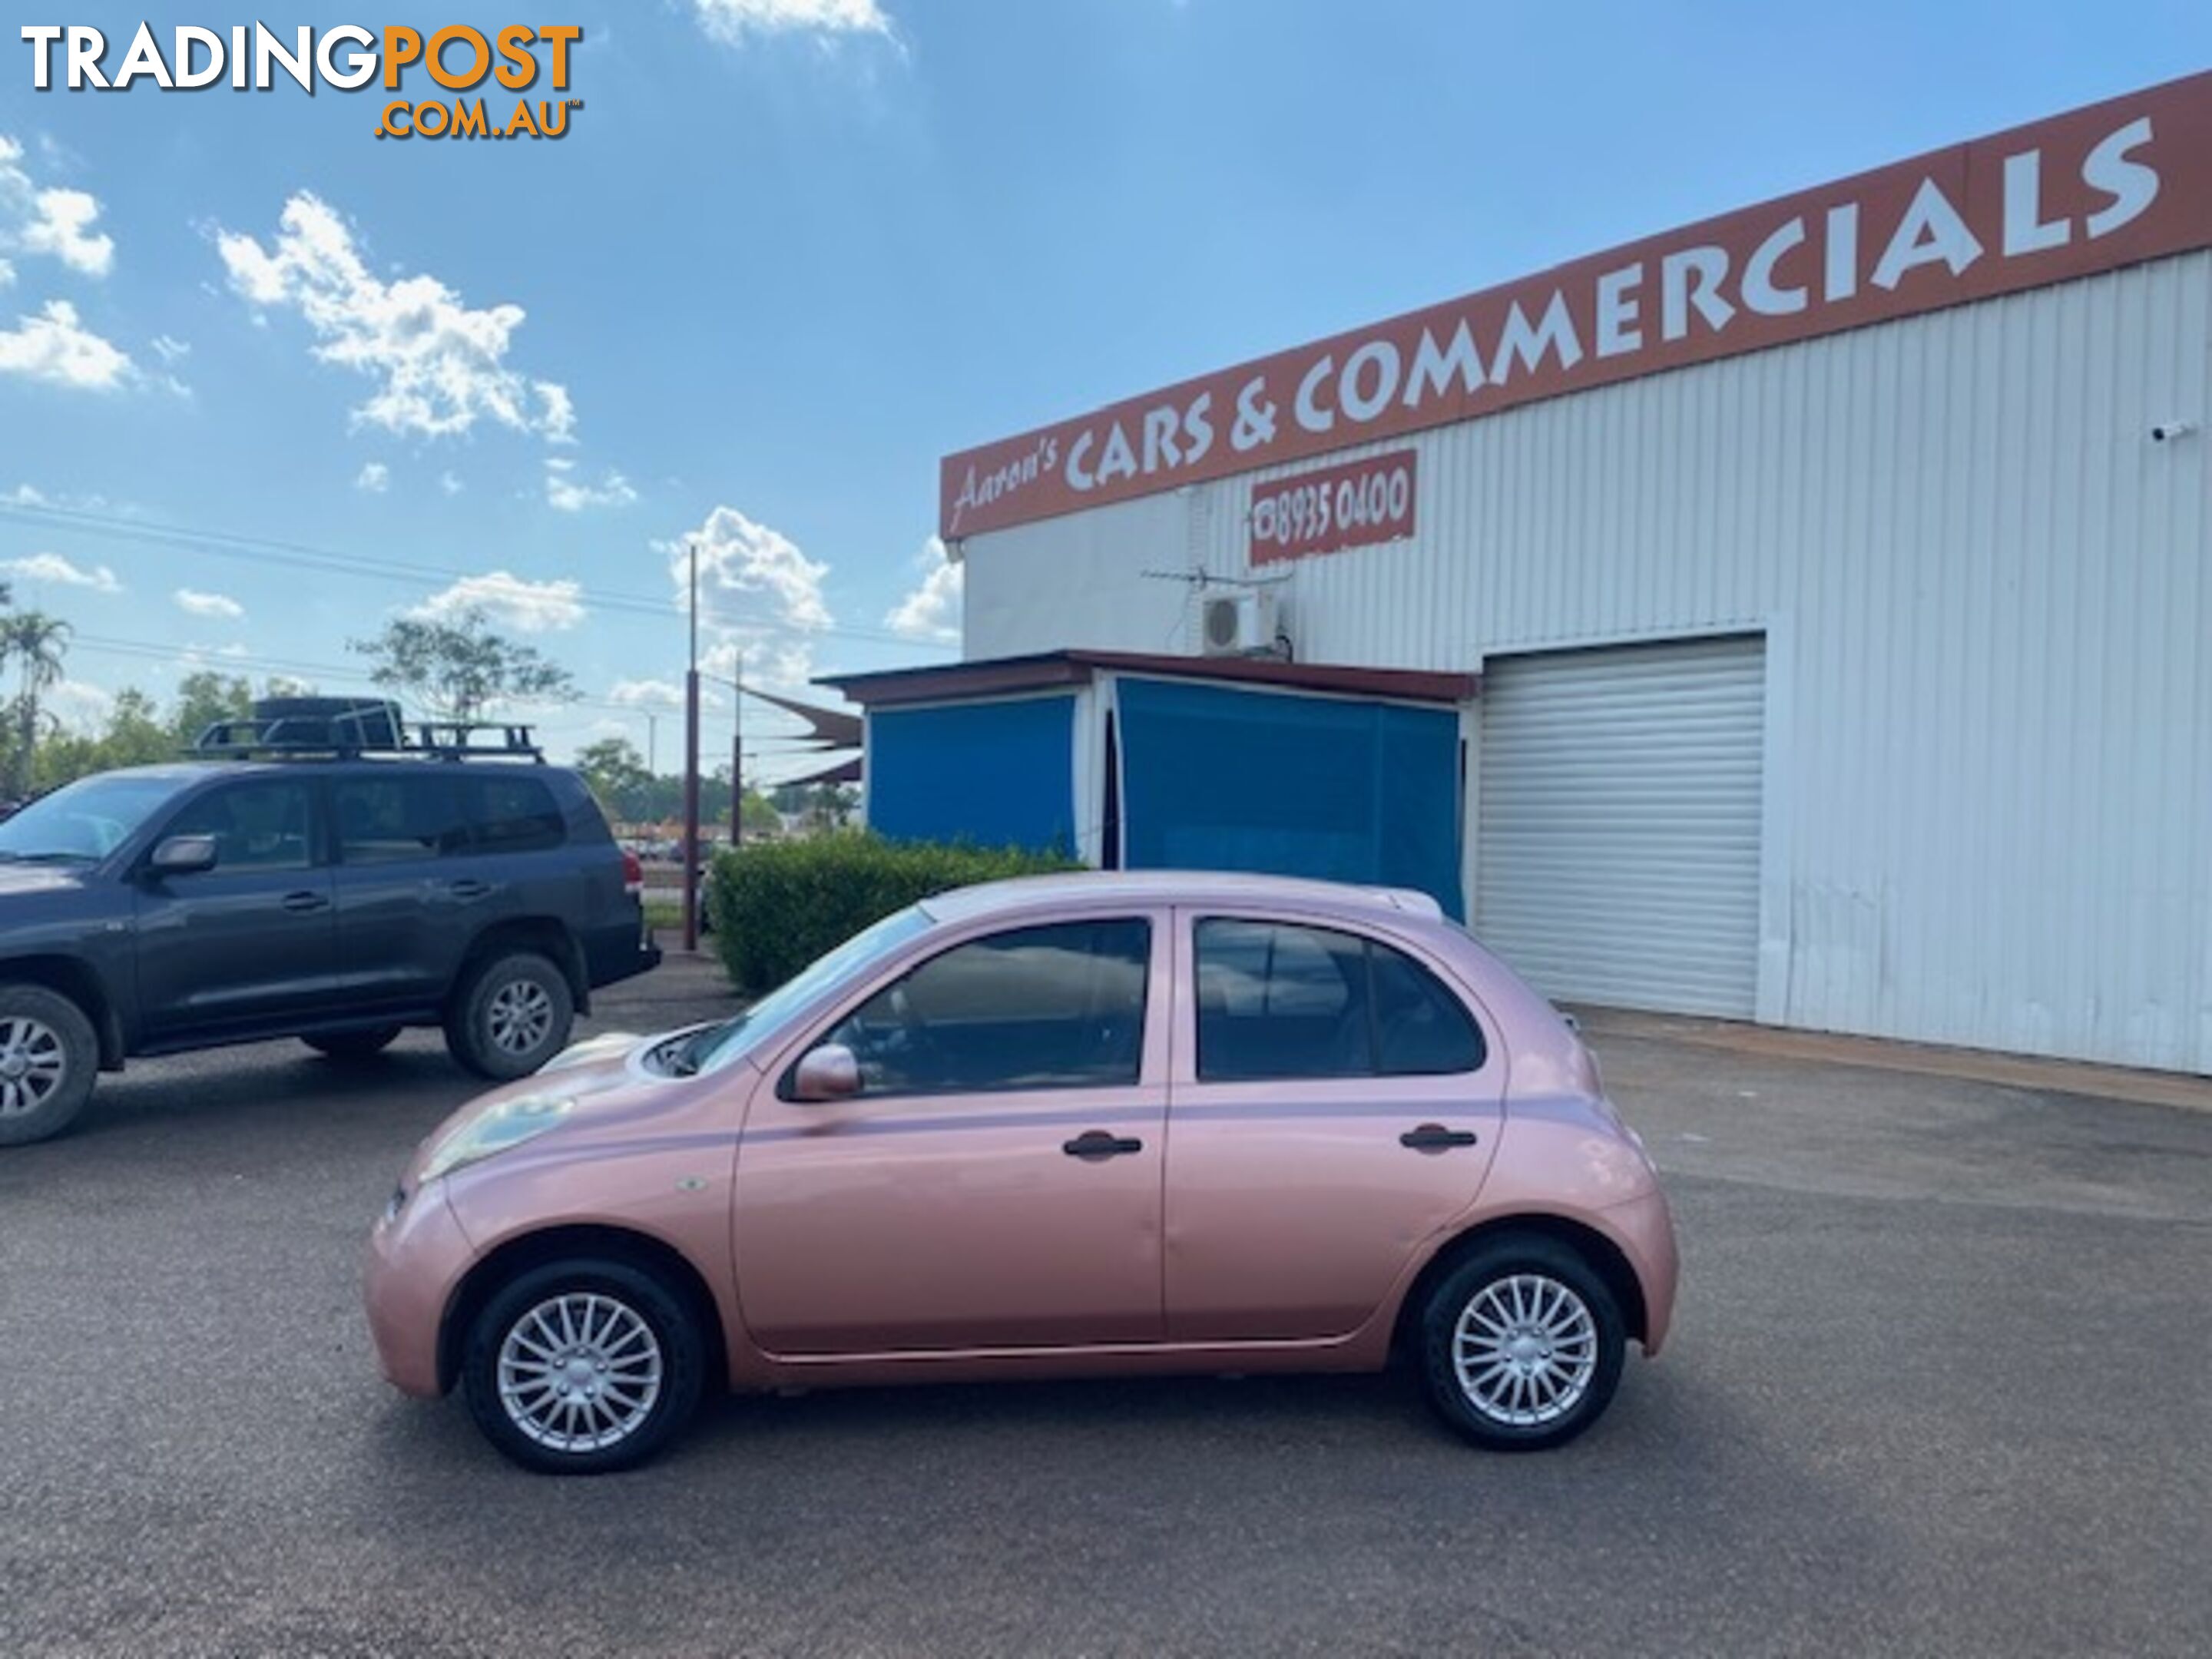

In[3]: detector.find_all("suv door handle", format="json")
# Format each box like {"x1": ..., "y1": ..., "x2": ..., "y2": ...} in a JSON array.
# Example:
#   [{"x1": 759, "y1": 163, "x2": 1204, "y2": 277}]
[
  {"x1": 280, "y1": 890, "x2": 330, "y2": 915},
  {"x1": 1062, "y1": 1131, "x2": 1144, "y2": 1160},
  {"x1": 1400, "y1": 1124, "x2": 1479, "y2": 1151},
  {"x1": 446, "y1": 879, "x2": 493, "y2": 901}
]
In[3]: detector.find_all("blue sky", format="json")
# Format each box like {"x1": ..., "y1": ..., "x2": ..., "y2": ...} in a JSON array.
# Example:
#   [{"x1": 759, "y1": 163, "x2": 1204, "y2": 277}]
[{"x1": 2, "y1": 0, "x2": 2206, "y2": 773}]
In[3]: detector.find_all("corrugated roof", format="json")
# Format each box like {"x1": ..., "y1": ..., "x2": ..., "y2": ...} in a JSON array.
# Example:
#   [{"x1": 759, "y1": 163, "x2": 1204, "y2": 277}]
[{"x1": 820, "y1": 649, "x2": 1477, "y2": 709}]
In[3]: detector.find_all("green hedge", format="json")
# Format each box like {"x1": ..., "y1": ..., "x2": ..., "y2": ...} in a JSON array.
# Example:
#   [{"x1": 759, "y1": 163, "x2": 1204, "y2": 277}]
[{"x1": 705, "y1": 833, "x2": 1080, "y2": 995}]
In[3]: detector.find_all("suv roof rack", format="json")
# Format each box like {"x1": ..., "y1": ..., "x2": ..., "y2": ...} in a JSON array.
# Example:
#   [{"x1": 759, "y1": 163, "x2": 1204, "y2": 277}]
[{"x1": 190, "y1": 697, "x2": 545, "y2": 763}]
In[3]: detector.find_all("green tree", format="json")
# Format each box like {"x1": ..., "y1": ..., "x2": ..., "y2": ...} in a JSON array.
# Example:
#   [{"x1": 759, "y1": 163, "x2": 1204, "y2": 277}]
[
  {"x1": 349, "y1": 605, "x2": 578, "y2": 725},
  {"x1": 1, "y1": 610, "x2": 71, "y2": 796},
  {"x1": 575, "y1": 736, "x2": 654, "y2": 820},
  {"x1": 167, "y1": 671, "x2": 255, "y2": 750}
]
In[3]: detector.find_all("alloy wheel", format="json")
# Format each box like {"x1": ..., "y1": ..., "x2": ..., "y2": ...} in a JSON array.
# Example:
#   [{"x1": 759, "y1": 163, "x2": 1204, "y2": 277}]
[
  {"x1": 496, "y1": 1293, "x2": 665, "y2": 1455},
  {"x1": 0, "y1": 1016, "x2": 67, "y2": 1120},
  {"x1": 1452, "y1": 1273, "x2": 1600, "y2": 1429}
]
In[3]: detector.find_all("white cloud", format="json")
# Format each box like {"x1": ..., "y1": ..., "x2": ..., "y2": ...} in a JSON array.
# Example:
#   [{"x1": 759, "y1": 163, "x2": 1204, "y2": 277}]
[
  {"x1": 2, "y1": 551, "x2": 121, "y2": 593},
  {"x1": 0, "y1": 299, "x2": 134, "y2": 391},
  {"x1": 174, "y1": 588, "x2": 245, "y2": 620},
  {"x1": 0, "y1": 134, "x2": 115, "y2": 279},
  {"x1": 355, "y1": 461, "x2": 390, "y2": 493},
  {"x1": 150, "y1": 334, "x2": 190, "y2": 365},
  {"x1": 410, "y1": 569, "x2": 588, "y2": 634},
  {"x1": 439, "y1": 470, "x2": 465, "y2": 497},
  {"x1": 608, "y1": 678, "x2": 686, "y2": 710},
  {"x1": 216, "y1": 192, "x2": 574, "y2": 443},
  {"x1": 661, "y1": 507, "x2": 834, "y2": 691},
  {"x1": 545, "y1": 457, "x2": 637, "y2": 512},
  {"x1": 46, "y1": 678, "x2": 113, "y2": 732},
  {"x1": 886, "y1": 534, "x2": 962, "y2": 644},
  {"x1": 693, "y1": 0, "x2": 893, "y2": 41}
]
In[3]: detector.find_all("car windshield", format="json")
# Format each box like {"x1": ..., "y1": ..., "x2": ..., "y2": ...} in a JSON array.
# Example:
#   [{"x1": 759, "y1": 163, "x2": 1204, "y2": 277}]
[
  {"x1": 674, "y1": 905, "x2": 936, "y2": 1076},
  {"x1": 0, "y1": 773, "x2": 187, "y2": 863}
]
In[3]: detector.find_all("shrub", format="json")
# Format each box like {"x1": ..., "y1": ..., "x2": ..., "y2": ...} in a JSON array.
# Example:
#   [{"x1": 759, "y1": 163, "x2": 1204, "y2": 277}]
[{"x1": 705, "y1": 832, "x2": 1080, "y2": 995}]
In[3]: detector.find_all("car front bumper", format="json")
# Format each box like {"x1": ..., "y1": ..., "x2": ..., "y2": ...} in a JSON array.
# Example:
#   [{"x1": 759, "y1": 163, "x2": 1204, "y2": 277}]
[{"x1": 363, "y1": 1181, "x2": 478, "y2": 1398}]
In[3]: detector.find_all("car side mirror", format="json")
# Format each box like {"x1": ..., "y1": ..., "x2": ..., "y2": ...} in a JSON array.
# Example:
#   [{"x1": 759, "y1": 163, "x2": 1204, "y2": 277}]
[
  {"x1": 792, "y1": 1043, "x2": 862, "y2": 1102},
  {"x1": 147, "y1": 835, "x2": 218, "y2": 879}
]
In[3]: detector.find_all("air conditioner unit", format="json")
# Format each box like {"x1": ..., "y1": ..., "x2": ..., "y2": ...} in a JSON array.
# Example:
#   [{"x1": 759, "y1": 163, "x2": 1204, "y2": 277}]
[{"x1": 1198, "y1": 589, "x2": 1278, "y2": 657}]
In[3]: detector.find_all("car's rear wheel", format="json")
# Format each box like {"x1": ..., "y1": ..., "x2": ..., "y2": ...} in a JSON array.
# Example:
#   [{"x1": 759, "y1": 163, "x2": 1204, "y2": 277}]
[
  {"x1": 1419, "y1": 1233, "x2": 1625, "y2": 1451},
  {"x1": 461, "y1": 1258, "x2": 704, "y2": 1475},
  {"x1": 0, "y1": 985, "x2": 98, "y2": 1148},
  {"x1": 302, "y1": 1026, "x2": 403, "y2": 1061},
  {"x1": 445, "y1": 952, "x2": 573, "y2": 1080}
]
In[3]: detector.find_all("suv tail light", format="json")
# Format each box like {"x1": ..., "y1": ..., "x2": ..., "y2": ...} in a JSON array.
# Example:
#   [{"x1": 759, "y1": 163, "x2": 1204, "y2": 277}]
[{"x1": 621, "y1": 849, "x2": 644, "y2": 898}]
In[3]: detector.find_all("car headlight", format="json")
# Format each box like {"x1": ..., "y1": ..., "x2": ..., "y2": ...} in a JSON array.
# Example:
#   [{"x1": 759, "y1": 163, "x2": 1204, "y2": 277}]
[{"x1": 419, "y1": 1094, "x2": 576, "y2": 1183}]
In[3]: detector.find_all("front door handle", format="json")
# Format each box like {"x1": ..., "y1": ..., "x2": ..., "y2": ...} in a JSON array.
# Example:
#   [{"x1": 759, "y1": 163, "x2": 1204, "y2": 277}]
[
  {"x1": 1063, "y1": 1131, "x2": 1144, "y2": 1160},
  {"x1": 447, "y1": 879, "x2": 493, "y2": 901},
  {"x1": 280, "y1": 890, "x2": 330, "y2": 915},
  {"x1": 1400, "y1": 1124, "x2": 1480, "y2": 1151}
]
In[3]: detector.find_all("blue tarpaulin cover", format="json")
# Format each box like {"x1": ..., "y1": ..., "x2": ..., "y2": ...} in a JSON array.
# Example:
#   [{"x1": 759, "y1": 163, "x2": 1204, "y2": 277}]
[
  {"x1": 868, "y1": 696, "x2": 1077, "y2": 853},
  {"x1": 1115, "y1": 677, "x2": 1463, "y2": 917}
]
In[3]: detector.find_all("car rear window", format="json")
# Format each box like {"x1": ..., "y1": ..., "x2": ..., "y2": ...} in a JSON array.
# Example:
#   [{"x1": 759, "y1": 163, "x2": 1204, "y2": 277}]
[
  {"x1": 335, "y1": 775, "x2": 469, "y2": 864},
  {"x1": 463, "y1": 774, "x2": 568, "y2": 856},
  {"x1": 1195, "y1": 919, "x2": 1485, "y2": 1082}
]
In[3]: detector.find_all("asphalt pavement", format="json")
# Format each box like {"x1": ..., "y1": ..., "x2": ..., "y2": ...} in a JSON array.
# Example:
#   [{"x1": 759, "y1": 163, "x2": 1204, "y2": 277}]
[{"x1": 2, "y1": 959, "x2": 2207, "y2": 1657}]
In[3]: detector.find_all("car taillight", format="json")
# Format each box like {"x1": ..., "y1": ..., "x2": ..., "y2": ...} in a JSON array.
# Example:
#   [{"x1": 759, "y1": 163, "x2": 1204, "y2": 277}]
[{"x1": 621, "y1": 849, "x2": 644, "y2": 896}]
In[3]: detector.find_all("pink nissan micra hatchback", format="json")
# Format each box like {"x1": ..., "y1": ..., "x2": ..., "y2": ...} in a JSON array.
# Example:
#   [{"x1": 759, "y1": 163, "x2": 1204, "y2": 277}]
[{"x1": 365, "y1": 873, "x2": 1678, "y2": 1474}]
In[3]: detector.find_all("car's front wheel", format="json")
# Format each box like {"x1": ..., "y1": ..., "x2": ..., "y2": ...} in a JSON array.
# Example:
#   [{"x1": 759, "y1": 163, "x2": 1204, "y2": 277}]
[
  {"x1": 1419, "y1": 1233, "x2": 1626, "y2": 1451},
  {"x1": 445, "y1": 952, "x2": 574, "y2": 1080},
  {"x1": 0, "y1": 985, "x2": 99, "y2": 1148},
  {"x1": 461, "y1": 1258, "x2": 705, "y2": 1474}
]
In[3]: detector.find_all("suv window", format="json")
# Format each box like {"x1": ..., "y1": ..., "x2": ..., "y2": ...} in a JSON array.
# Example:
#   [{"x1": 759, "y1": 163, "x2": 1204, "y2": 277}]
[
  {"x1": 463, "y1": 774, "x2": 567, "y2": 856},
  {"x1": 334, "y1": 774, "x2": 469, "y2": 865},
  {"x1": 820, "y1": 919, "x2": 1151, "y2": 1097},
  {"x1": 164, "y1": 780, "x2": 317, "y2": 873},
  {"x1": 1195, "y1": 919, "x2": 1485, "y2": 1082}
]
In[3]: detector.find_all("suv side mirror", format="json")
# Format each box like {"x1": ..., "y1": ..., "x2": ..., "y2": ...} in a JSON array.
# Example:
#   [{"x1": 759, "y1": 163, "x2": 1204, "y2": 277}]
[
  {"x1": 792, "y1": 1043, "x2": 862, "y2": 1102},
  {"x1": 147, "y1": 835, "x2": 219, "y2": 879}
]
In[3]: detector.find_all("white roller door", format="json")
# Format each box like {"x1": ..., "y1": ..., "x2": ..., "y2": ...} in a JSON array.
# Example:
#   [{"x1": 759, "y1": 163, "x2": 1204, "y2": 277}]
[{"x1": 1475, "y1": 634, "x2": 1765, "y2": 1018}]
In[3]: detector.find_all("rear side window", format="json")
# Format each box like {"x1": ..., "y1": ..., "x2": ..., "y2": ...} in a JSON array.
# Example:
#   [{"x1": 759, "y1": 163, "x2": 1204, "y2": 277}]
[
  {"x1": 334, "y1": 775, "x2": 468, "y2": 864},
  {"x1": 1195, "y1": 919, "x2": 1485, "y2": 1082},
  {"x1": 464, "y1": 774, "x2": 567, "y2": 856}
]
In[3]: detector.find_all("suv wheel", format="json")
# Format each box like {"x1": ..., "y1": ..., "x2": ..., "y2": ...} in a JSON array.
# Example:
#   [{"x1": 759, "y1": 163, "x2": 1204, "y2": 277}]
[
  {"x1": 1418, "y1": 1233, "x2": 1626, "y2": 1452},
  {"x1": 446, "y1": 952, "x2": 574, "y2": 1080},
  {"x1": 0, "y1": 985, "x2": 99, "y2": 1148},
  {"x1": 462, "y1": 1257, "x2": 705, "y2": 1475},
  {"x1": 303, "y1": 1027, "x2": 403, "y2": 1062}
]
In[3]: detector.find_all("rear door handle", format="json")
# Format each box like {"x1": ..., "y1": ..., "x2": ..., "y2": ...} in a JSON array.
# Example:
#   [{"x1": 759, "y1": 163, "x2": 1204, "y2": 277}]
[
  {"x1": 1063, "y1": 1131, "x2": 1144, "y2": 1160},
  {"x1": 1400, "y1": 1124, "x2": 1480, "y2": 1151},
  {"x1": 280, "y1": 890, "x2": 330, "y2": 915}
]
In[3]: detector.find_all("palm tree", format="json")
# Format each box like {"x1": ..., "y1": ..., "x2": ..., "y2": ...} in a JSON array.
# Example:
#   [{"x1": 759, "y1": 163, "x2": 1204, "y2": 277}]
[{"x1": 2, "y1": 611, "x2": 70, "y2": 796}]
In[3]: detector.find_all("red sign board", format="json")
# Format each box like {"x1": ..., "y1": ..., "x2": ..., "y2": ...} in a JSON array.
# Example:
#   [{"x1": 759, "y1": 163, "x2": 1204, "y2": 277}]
[
  {"x1": 942, "y1": 70, "x2": 2212, "y2": 541},
  {"x1": 1250, "y1": 450, "x2": 1417, "y2": 566}
]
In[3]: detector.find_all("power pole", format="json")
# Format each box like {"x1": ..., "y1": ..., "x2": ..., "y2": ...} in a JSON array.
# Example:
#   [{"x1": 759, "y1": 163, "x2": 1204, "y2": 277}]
[
  {"x1": 681, "y1": 538, "x2": 702, "y2": 954},
  {"x1": 730, "y1": 676, "x2": 743, "y2": 849},
  {"x1": 645, "y1": 712, "x2": 658, "y2": 777}
]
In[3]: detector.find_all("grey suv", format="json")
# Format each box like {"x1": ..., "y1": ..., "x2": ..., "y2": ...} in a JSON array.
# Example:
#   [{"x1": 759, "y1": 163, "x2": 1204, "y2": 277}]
[{"x1": 0, "y1": 752, "x2": 658, "y2": 1147}]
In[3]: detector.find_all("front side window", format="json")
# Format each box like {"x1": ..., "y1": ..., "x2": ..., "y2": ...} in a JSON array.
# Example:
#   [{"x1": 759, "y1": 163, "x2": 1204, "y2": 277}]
[
  {"x1": 0, "y1": 773, "x2": 186, "y2": 863},
  {"x1": 335, "y1": 775, "x2": 468, "y2": 865},
  {"x1": 817, "y1": 919, "x2": 1151, "y2": 1097},
  {"x1": 163, "y1": 780, "x2": 316, "y2": 873},
  {"x1": 1195, "y1": 919, "x2": 1485, "y2": 1082}
]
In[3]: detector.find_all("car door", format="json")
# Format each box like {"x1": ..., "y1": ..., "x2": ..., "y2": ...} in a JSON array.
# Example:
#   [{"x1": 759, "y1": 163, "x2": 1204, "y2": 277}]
[
  {"x1": 329, "y1": 770, "x2": 478, "y2": 1014},
  {"x1": 735, "y1": 912, "x2": 1170, "y2": 1356},
  {"x1": 1163, "y1": 909, "x2": 1505, "y2": 1344},
  {"x1": 131, "y1": 776, "x2": 340, "y2": 1042}
]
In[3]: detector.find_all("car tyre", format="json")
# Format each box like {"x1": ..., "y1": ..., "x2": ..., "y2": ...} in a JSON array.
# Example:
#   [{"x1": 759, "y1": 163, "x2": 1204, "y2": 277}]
[
  {"x1": 445, "y1": 952, "x2": 574, "y2": 1080},
  {"x1": 302, "y1": 1026, "x2": 403, "y2": 1061},
  {"x1": 0, "y1": 984, "x2": 100, "y2": 1148},
  {"x1": 1418, "y1": 1233, "x2": 1626, "y2": 1452},
  {"x1": 462, "y1": 1257, "x2": 706, "y2": 1475}
]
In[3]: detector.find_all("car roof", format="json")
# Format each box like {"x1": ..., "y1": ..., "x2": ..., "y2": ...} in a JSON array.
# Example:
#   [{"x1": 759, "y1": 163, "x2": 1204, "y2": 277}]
[
  {"x1": 91, "y1": 759, "x2": 572, "y2": 783},
  {"x1": 919, "y1": 870, "x2": 1446, "y2": 926}
]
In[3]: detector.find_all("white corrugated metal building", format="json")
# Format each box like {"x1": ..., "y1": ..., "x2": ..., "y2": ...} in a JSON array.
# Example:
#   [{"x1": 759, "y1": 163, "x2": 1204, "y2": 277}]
[{"x1": 916, "y1": 72, "x2": 2212, "y2": 1075}]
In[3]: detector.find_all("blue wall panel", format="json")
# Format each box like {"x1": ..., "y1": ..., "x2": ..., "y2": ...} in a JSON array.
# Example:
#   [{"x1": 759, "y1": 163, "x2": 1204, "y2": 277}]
[
  {"x1": 1116, "y1": 678, "x2": 1462, "y2": 916},
  {"x1": 869, "y1": 697, "x2": 1076, "y2": 853}
]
